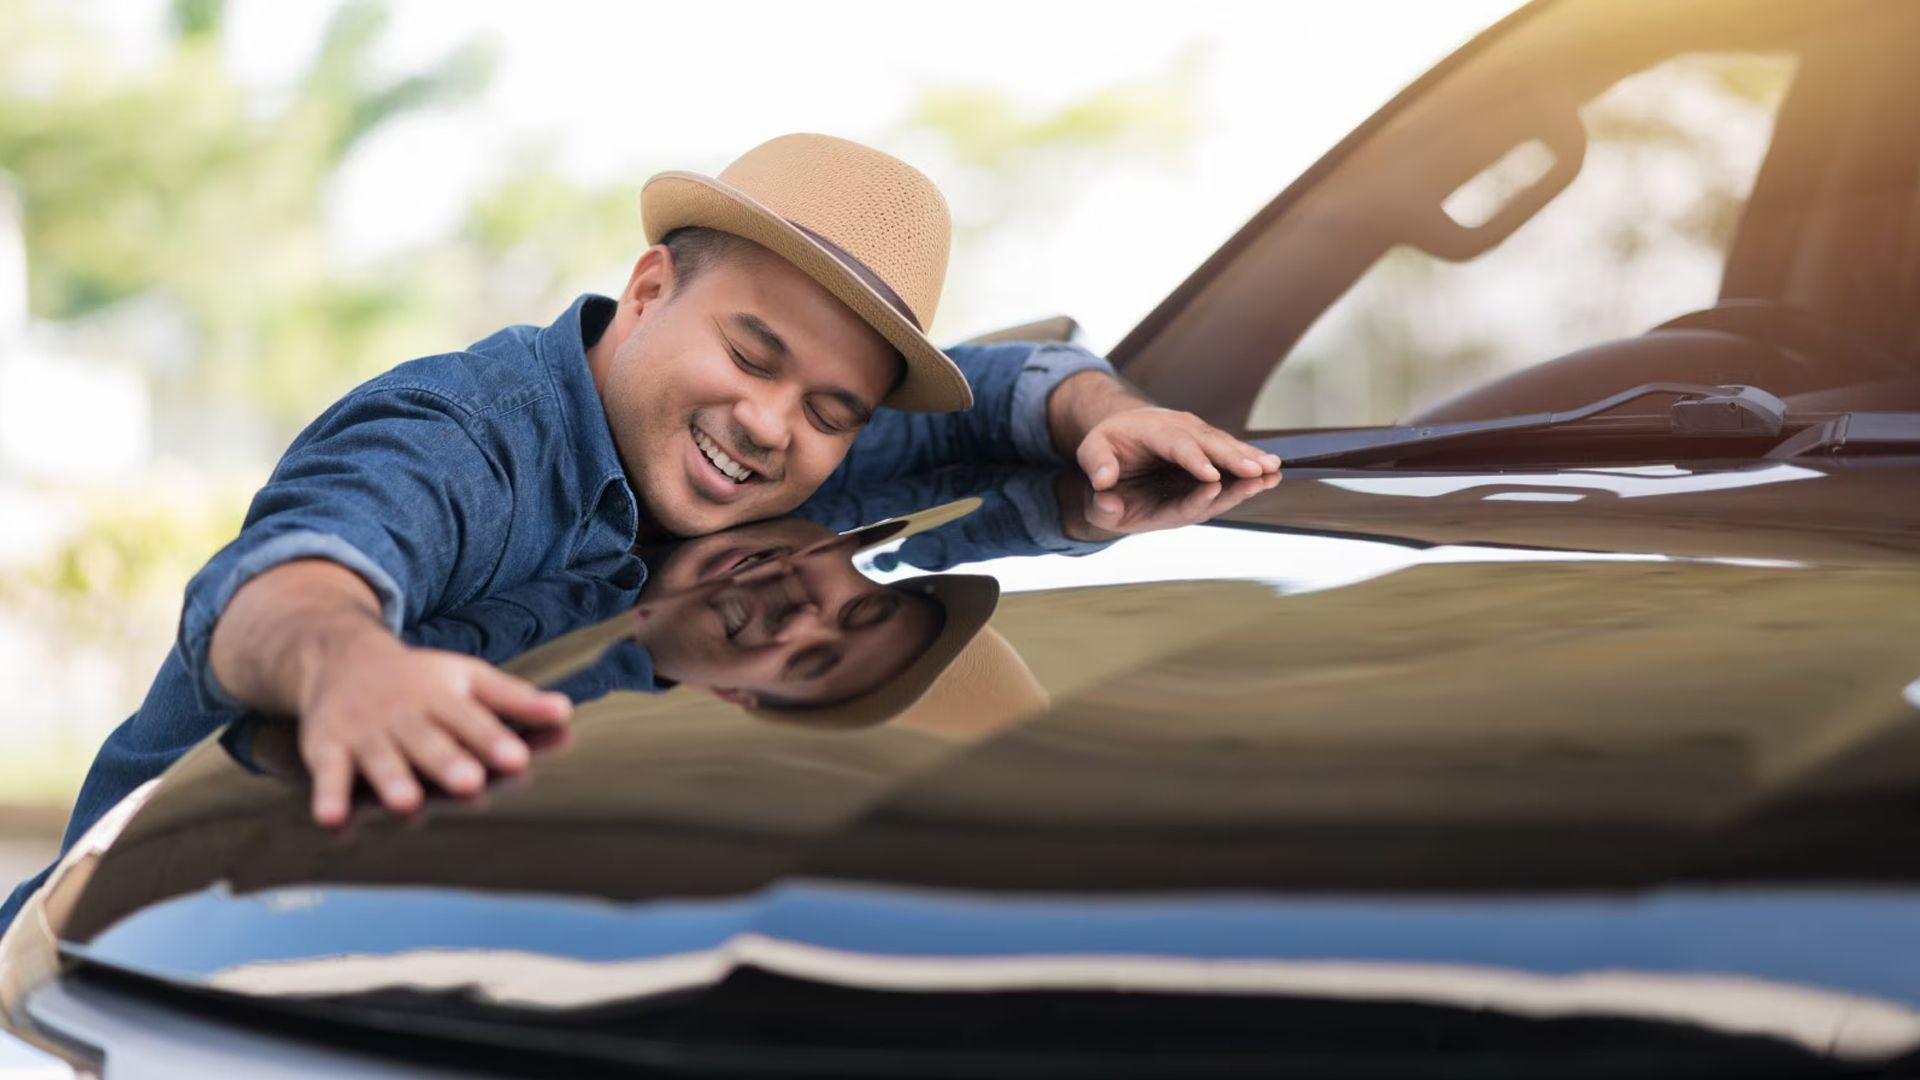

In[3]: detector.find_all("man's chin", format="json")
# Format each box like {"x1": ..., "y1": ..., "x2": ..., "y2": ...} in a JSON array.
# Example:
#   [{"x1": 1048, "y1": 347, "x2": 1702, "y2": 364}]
[{"x1": 649, "y1": 491, "x2": 796, "y2": 540}]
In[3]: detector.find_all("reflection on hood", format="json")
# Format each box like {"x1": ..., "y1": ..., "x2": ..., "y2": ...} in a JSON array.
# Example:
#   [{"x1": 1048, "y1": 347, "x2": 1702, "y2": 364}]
[{"x1": 407, "y1": 467, "x2": 1087, "y2": 712}]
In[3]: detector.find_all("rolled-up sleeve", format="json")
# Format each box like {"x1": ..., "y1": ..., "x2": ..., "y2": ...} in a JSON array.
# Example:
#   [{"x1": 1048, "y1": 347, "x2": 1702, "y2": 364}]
[
  {"x1": 1005, "y1": 343, "x2": 1115, "y2": 465},
  {"x1": 177, "y1": 386, "x2": 513, "y2": 712},
  {"x1": 821, "y1": 342, "x2": 1115, "y2": 499}
]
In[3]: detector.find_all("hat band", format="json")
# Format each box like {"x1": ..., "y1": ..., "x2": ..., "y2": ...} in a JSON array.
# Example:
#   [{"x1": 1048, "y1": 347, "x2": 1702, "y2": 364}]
[{"x1": 789, "y1": 221, "x2": 923, "y2": 332}]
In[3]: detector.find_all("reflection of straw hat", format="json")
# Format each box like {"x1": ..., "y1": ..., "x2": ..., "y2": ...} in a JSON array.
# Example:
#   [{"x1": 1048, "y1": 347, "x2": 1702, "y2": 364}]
[
  {"x1": 748, "y1": 573, "x2": 1005, "y2": 730},
  {"x1": 835, "y1": 496, "x2": 981, "y2": 555},
  {"x1": 889, "y1": 623, "x2": 1049, "y2": 740},
  {"x1": 641, "y1": 133, "x2": 969, "y2": 413}
]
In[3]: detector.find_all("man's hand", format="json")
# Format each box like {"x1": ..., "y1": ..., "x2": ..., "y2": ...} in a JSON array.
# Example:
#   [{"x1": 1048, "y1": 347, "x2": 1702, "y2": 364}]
[
  {"x1": 298, "y1": 635, "x2": 571, "y2": 827},
  {"x1": 1047, "y1": 371, "x2": 1281, "y2": 491},
  {"x1": 209, "y1": 559, "x2": 571, "y2": 827},
  {"x1": 1057, "y1": 469, "x2": 1281, "y2": 543}
]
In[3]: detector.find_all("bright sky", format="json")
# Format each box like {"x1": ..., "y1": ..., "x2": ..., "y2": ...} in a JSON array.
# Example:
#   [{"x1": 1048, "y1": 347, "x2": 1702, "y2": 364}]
[{"x1": 92, "y1": 0, "x2": 1524, "y2": 350}]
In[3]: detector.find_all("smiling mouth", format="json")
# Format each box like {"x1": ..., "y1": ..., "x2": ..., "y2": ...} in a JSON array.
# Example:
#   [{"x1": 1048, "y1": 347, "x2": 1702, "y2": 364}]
[
  {"x1": 715, "y1": 592, "x2": 753, "y2": 638},
  {"x1": 693, "y1": 426, "x2": 757, "y2": 484}
]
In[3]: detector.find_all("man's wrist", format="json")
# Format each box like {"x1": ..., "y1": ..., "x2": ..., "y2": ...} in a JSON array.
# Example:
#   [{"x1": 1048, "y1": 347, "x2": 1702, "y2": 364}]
[
  {"x1": 209, "y1": 559, "x2": 393, "y2": 717},
  {"x1": 1046, "y1": 371, "x2": 1154, "y2": 459}
]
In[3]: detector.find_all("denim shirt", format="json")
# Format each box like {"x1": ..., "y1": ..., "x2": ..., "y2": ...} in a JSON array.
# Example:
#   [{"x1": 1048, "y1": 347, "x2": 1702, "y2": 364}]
[{"x1": 0, "y1": 294, "x2": 1111, "y2": 932}]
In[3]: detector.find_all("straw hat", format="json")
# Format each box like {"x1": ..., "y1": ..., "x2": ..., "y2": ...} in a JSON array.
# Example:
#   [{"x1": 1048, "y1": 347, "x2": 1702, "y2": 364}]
[{"x1": 641, "y1": 133, "x2": 971, "y2": 413}]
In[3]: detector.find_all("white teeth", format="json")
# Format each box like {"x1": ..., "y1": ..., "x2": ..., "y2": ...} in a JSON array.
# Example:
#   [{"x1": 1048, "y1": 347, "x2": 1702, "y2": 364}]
[{"x1": 693, "y1": 429, "x2": 752, "y2": 483}]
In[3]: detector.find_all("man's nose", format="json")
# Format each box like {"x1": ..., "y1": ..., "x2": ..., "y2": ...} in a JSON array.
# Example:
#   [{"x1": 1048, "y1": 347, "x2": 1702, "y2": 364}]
[
  {"x1": 759, "y1": 571, "x2": 828, "y2": 640},
  {"x1": 732, "y1": 386, "x2": 794, "y2": 459},
  {"x1": 770, "y1": 599, "x2": 830, "y2": 644}
]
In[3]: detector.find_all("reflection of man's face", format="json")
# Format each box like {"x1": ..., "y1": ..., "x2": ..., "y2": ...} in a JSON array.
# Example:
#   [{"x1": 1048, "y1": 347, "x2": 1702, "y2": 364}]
[{"x1": 638, "y1": 519, "x2": 941, "y2": 710}]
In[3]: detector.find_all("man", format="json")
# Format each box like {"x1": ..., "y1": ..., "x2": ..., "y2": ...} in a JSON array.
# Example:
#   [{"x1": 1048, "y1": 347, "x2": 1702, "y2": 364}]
[
  {"x1": 0, "y1": 133, "x2": 1275, "y2": 932},
  {"x1": 226, "y1": 508, "x2": 996, "y2": 786}
]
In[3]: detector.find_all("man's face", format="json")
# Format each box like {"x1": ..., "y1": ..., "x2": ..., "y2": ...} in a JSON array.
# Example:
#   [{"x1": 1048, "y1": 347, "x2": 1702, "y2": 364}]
[
  {"x1": 638, "y1": 519, "x2": 942, "y2": 708},
  {"x1": 596, "y1": 244, "x2": 901, "y2": 537}
]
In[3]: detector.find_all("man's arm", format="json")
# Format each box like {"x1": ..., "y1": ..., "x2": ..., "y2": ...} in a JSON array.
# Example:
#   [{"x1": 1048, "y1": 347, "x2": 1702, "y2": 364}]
[
  {"x1": 822, "y1": 342, "x2": 1279, "y2": 499},
  {"x1": 1044, "y1": 370, "x2": 1282, "y2": 491},
  {"x1": 209, "y1": 559, "x2": 389, "y2": 717},
  {"x1": 208, "y1": 560, "x2": 570, "y2": 826},
  {"x1": 182, "y1": 387, "x2": 566, "y2": 825}
]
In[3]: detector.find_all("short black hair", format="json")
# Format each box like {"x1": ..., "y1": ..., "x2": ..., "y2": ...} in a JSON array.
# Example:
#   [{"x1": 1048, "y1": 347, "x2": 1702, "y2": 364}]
[{"x1": 660, "y1": 226, "x2": 771, "y2": 295}]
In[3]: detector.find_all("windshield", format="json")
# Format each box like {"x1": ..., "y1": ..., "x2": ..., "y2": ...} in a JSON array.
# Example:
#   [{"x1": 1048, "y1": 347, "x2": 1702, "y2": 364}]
[
  {"x1": 1255, "y1": 47, "x2": 1800, "y2": 429},
  {"x1": 1116, "y1": 0, "x2": 1920, "y2": 437}
]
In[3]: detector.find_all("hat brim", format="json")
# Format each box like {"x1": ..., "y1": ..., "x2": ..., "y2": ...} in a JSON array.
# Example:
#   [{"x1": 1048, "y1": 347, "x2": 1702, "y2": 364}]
[
  {"x1": 837, "y1": 496, "x2": 984, "y2": 554},
  {"x1": 641, "y1": 172, "x2": 972, "y2": 413}
]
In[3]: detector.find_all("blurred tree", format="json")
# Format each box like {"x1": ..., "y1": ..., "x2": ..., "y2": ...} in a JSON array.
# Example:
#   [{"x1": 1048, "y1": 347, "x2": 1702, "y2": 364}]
[
  {"x1": 891, "y1": 44, "x2": 1204, "y2": 337},
  {"x1": 0, "y1": 0, "x2": 492, "y2": 425},
  {"x1": 897, "y1": 43, "x2": 1204, "y2": 242},
  {"x1": 436, "y1": 152, "x2": 644, "y2": 344}
]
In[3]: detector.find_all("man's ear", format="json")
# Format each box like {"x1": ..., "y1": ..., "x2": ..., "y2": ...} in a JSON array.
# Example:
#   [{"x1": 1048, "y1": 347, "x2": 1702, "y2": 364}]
[
  {"x1": 599, "y1": 245, "x2": 678, "y2": 354},
  {"x1": 623, "y1": 243, "x2": 678, "y2": 316},
  {"x1": 707, "y1": 686, "x2": 759, "y2": 708}
]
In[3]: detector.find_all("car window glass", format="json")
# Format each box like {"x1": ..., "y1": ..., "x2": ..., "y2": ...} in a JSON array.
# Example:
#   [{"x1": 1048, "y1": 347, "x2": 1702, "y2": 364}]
[{"x1": 1250, "y1": 51, "x2": 1796, "y2": 430}]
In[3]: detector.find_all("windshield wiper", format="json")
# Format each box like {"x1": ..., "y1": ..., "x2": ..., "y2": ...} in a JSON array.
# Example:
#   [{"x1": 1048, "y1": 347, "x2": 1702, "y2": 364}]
[
  {"x1": 1766, "y1": 411, "x2": 1920, "y2": 458},
  {"x1": 1253, "y1": 383, "x2": 1786, "y2": 467}
]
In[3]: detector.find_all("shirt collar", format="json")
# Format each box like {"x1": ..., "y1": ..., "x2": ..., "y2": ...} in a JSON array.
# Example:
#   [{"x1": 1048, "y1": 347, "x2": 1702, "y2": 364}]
[{"x1": 535, "y1": 293, "x2": 641, "y2": 541}]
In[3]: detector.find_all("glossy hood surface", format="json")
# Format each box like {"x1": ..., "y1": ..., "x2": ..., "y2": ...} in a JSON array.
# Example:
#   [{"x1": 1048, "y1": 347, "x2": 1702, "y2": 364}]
[{"x1": 53, "y1": 457, "x2": 1920, "y2": 1065}]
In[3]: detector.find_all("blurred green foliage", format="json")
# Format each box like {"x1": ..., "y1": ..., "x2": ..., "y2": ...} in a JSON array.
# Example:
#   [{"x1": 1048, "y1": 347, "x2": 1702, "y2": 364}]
[
  {"x1": 0, "y1": 483, "x2": 251, "y2": 641},
  {"x1": 1, "y1": 0, "x2": 1194, "y2": 432},
  {"x1": 0, "y1": 0, "x2": 506, "y2": 426},
  {"x1": 0, "y1": 1, "x2": 498, "y2": 423},
  {"x1": 899, "y1": 43, "x2": 1202, "y2": 241},
  {"x1": 907, "y1": 48, "x2": 1198, "y2": 169}
]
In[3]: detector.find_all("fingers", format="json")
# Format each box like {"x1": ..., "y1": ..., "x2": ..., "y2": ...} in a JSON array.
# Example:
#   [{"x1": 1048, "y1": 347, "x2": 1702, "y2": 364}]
[
  {"x1": 296, "y1": 652, "x2": 574, "y2": 827},
  {"x1": 1178, "y1": 477, "x2": 1224, "y2": 519},
  {"x1": 1200, "y1": 422, "x2": 1282, "y2": 476},
  {"x1": 306, "y1": 741, "x2": 353, "y2": 828},
  {"x1": 1192, "y1": 427, "x2": 1280, "y2": 480},
  {"x1": 1165, "y1": 437, "x2": 1223, "y2": 484},
  {"x1": 304, "y1": 703, "x2": 514, "y2": 826},
  {"x1": 1084, "y1": 489, "x2": 1126, "y2": 535},
  {"x1": 1075, "y1": 463, "x2": 1281, "y2": 539},
  {"x1": 352, "y1": 738, "x2": 423, "y2": 817},
  {"x1": 1079, "y1": 407, "x2": 1282, "y2": 489},
  {"x1": 472, "y1": 665, "x2": 573, "y2": 729},
  {"x1": 437, "y1": 692, "x2": 531, "y2": 773},
  {"x1": 1211, "y1": 471, "x2": 1282, "y2": 515},
  {"x1": 393, "y1": 720, "x2": 487, "y2": 797},
  {"x1": 1076, "y1": 435, "x2": 1123, "y2": 491}
]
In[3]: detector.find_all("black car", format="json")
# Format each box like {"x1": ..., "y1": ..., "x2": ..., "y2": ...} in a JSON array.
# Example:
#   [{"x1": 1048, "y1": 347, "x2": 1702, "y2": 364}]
[{"x1": 5, "y1": 0, "x2": 1920, "y2": 1075}]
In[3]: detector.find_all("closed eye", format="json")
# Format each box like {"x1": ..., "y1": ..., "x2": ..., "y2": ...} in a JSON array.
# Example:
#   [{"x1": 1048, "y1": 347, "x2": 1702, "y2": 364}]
[
  {"x1": 785, "y1": 643, "x2": 840, "y2": 681},
  {"x1": 728, "y1": 344, "x2": 772, "y2": 378},
  {"x1": 839, "y1": 590, "x2": 900, "y2": 631},
  {"x1": 806, "y1": 400, "x2": 858, "y2": 435}
]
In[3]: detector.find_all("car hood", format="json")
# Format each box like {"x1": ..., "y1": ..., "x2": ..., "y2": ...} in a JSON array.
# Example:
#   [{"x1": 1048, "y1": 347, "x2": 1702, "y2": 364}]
[{"x1": 51, "y1": 456, "x2": 1920, "y2": 1062}]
